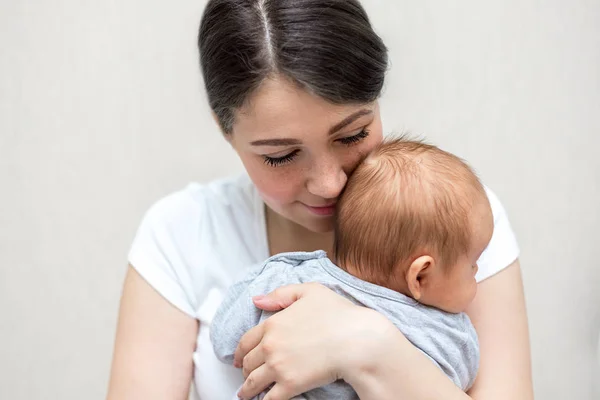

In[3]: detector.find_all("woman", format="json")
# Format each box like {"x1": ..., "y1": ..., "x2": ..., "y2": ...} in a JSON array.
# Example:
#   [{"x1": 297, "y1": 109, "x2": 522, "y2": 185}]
[{"x1": 107, "y1": 1, "x2": 533, "y2": 399}]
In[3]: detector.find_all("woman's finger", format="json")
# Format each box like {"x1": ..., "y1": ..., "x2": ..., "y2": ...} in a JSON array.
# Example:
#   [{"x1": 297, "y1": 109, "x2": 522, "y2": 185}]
[
  {"x1": 262, "y1": 383, "x2": 295, "y2": 400},
  {"x1": 252, "y1": 283, "x2": 315, "y2": 311},
  {"x1": 234, "y1": 323, "x2": 264, "y2": 368},
  {"x1": 237, "y1": 364, "x2": 275, "y2": 400},
  {"x1": 242, "y1": 342, "x2": 265, "y2": 379}
]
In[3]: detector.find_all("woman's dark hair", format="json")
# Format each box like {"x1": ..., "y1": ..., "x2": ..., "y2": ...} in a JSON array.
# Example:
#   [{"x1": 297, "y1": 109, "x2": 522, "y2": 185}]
[{"x1": 198, "y1": 0, "x2": 388, "y2": 133}]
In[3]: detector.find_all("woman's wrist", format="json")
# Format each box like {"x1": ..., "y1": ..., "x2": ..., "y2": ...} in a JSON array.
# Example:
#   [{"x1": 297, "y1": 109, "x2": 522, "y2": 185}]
[
  {"x1": 336, "y1": 307, "x2": 400, "y2": 383},
  {"x1": 339, "y1": 307, "x2": 470, "y2": 400}
]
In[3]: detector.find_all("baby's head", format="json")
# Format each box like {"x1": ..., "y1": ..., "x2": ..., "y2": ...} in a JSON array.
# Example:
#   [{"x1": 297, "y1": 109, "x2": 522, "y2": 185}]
[{"x1": 334, "y1": 137, "x2": 493, "y2": 313}]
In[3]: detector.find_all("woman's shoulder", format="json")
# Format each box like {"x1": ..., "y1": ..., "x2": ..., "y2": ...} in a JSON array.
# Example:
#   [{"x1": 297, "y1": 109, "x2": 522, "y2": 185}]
[
  {"x1": 482, "y1": 185, "x2": 504, "y2": 220},
  {"x1": 476, "y1": 185, "x2": 520, "y2": 282},
  {"x1": 128, "y1": 174, "x2": 266, "y2": 316},
  {"x1": 137, "y1": 173, "x2": 264, "y2": 258}
]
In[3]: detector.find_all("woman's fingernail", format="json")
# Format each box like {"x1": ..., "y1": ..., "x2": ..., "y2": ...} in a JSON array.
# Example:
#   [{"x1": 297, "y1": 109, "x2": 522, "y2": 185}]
[
  {"x1": 233, "y1": 360, "x2": 241, "y2": 368},
  {"x1": 252, "y1": 295, "x2": 265, "y2": 301}
]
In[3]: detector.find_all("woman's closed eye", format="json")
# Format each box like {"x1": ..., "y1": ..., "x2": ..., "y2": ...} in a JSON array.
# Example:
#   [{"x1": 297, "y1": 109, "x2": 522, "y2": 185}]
[
  {"x1": 262, "y1": 129, "x2": 370, "y2": 167},
  {"x1": 338, "y1": 129, "x2": 370, "y2": 145},
  {"x1": 263, "y1": 149, "x2": 300, "y2": 167}
]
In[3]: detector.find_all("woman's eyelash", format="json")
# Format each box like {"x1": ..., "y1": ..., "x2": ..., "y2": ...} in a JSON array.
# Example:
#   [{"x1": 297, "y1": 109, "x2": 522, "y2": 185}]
[
  {"x1": 263, "y1": 149, "x2": 300, "y2": 167},
  {"x1": 339, "y1": 129, "x2": 370, "y2": 145},
  {"x1": 262, "y1": 130, "x2": 369, "y2": 167}
]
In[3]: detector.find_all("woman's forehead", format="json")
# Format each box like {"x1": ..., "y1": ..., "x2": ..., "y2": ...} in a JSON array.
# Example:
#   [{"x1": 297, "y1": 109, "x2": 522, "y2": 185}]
[{"x1": 234, "y1": 76, "x2": 377, "y2": 138}]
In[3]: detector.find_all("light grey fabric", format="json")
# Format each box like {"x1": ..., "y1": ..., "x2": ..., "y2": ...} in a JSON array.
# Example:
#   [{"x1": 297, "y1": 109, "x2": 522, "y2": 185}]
[{"x1": 211, "y1": 251, "x2": 479, "y2": 399}]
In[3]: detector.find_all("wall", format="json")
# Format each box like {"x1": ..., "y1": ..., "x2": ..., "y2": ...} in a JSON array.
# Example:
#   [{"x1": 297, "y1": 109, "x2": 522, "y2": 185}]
[{"x1": 1, "y1": 1, "x2": 598, "y2": 398}]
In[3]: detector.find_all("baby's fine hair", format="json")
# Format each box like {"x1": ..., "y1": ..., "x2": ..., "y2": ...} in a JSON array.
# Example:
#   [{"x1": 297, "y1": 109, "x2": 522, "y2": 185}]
[{"x1": 334, "y1": 136, "x2": 488, "y2": 286}]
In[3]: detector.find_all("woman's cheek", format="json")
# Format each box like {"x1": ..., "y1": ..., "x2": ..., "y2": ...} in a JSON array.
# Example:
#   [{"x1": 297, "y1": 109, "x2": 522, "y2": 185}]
[
  {"x1": 340, "y1": 137, "x2": 382, "y2": 175},
  {"x1": 346, "y1": 126, "x2": 382, "y2": 166},
  {"x1": 367, "y1": 125, "x2": 384, "y2": 150},
  {"x1": 249, "y1": 163, "x2": 304, "y2": 207}
]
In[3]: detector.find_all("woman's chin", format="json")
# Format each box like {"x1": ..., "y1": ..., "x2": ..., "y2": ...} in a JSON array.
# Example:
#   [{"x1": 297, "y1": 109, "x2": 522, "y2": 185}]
[
  {"x1": 284, "y1": 213, "x2": 335, "y2": 234},
  {"x1": 301, "y1": 217, "x2": 335, "y2": 234},
  {"x1": 269, "y1": 206, "x2": 335, "y2": 234}
]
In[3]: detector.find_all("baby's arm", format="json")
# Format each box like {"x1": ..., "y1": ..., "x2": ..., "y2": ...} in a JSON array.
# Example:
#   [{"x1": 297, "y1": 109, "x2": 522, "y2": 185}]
[
  {"x1": 211, "y1": 261, "x2": 303, "y2": 364},
  {"x1": 210, "y1": 268, "x2": 265, "y2": 364},
  {"x1": 212, "y1": 262, "x2": 310, "y2": 400}
]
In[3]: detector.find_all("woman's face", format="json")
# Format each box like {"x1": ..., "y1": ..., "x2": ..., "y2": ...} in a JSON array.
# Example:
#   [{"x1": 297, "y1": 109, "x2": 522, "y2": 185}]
[{"x1": 227, "y1": 76, "x2": 383, "y2": 233}]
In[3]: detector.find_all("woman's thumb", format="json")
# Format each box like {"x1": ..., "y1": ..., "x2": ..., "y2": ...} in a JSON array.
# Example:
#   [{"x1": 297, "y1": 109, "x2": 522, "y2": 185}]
[{"x1": 252, "y1": 284, "x2": 306, "y2": 311}]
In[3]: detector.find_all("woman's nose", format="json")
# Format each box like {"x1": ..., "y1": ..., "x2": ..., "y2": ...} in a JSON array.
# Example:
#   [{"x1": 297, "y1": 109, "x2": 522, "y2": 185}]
[{"x1": 306, "y1": 157, "x2": 347, "y2": 200}]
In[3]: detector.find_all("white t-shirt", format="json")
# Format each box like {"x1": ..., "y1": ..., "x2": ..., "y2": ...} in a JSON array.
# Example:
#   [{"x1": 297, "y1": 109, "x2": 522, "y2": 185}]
[{"x1": 128, "y1": 174, "x2": 520, "y2": 400}]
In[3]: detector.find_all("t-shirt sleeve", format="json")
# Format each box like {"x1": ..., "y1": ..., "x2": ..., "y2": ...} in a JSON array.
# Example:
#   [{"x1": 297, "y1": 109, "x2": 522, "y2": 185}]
[
  {"x1": 128, "y1": 190, "x2": 203, "y2": 318},
  {"x1": 475, "y1": 186, "x2": 521, "y2": 282}
]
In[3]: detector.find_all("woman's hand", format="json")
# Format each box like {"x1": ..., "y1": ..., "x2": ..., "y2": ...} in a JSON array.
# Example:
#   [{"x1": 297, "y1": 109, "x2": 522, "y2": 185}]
[
  {"x1": 234, "y1": 263, "x2": 533, "y2": 400},
  {"x1": 233, "y1": 282, "x2": 396, "y2": 400}
]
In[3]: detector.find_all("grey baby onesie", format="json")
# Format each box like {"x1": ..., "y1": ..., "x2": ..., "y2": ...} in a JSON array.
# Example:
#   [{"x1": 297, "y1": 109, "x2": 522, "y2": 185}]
[{"x1": 211, "y1": 251, "x2": 479, "y2": 399}]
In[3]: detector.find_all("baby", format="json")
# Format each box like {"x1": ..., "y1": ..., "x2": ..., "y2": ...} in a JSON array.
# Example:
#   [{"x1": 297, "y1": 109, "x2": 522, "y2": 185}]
[{"x1": 211, "y1": 137, "x2": 494, "y2": 398}]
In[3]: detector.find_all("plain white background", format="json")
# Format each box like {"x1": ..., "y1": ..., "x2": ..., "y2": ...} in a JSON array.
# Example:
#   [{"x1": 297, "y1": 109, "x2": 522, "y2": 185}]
[{"x1": 1, "y1": 0, "x2": 598, "y2": 399}]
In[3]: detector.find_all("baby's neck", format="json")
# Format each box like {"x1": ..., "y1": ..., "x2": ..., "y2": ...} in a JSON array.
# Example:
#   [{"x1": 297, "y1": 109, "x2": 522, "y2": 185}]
[{"x1": 339, "y1": 261, "x2": 413, "y2": 299}]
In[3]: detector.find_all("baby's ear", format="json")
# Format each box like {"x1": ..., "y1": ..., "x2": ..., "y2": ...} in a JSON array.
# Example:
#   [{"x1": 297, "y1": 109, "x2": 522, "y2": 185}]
[{"x1": 406, "y1": 256, "x2": 436, "y2": 301}]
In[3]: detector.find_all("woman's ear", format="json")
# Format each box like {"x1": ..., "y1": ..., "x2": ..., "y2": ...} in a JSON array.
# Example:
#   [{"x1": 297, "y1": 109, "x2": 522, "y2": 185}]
[{"x1": 406, "y1": 255, "x2": 435, "y2": 301}]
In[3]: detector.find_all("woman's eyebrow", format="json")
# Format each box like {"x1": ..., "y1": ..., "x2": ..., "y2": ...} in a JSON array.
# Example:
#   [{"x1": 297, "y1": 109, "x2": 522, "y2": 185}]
[
  {"x1": 250, "y1": 138, "x2": 302, "y2": 146},
  {"x1": 329, "y1": 109, "x2": 373, "y2": 135},
  {"x1": 250, "y1": 108, "x2": 373, "y2": 147}
]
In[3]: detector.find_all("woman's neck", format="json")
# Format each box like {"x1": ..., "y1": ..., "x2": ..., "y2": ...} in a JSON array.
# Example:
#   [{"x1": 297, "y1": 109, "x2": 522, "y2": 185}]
[{"x1": 265, "y1": 206, "x2": 334, "y2": 256}]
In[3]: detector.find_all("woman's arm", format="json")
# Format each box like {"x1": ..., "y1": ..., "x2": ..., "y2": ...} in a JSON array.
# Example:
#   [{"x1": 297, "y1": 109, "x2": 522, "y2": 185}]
[
  {"x1": 106, "y1": 266, "x2": 198, "y2": 400},
  {"x1": 341, "y1": 311, "x2": 472, "y2": 400},
  {"x1": 347, "y1": 259, "x2": 533, "y2": 400},
  {"x1": 235, "y1": 260, "x2": 533, "y2": 400},
  {"x1": 466, "y1": 259, "x2": 533, "y2": 399},
  {"x1": 235, "y1": 284, "x2": 471, "y2": 400}
]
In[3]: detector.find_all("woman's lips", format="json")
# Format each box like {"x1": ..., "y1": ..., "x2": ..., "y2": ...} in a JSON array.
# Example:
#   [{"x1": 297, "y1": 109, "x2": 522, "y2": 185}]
[{"x1": 304, "y1": 203, "x2": 337, "y2": 216}]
